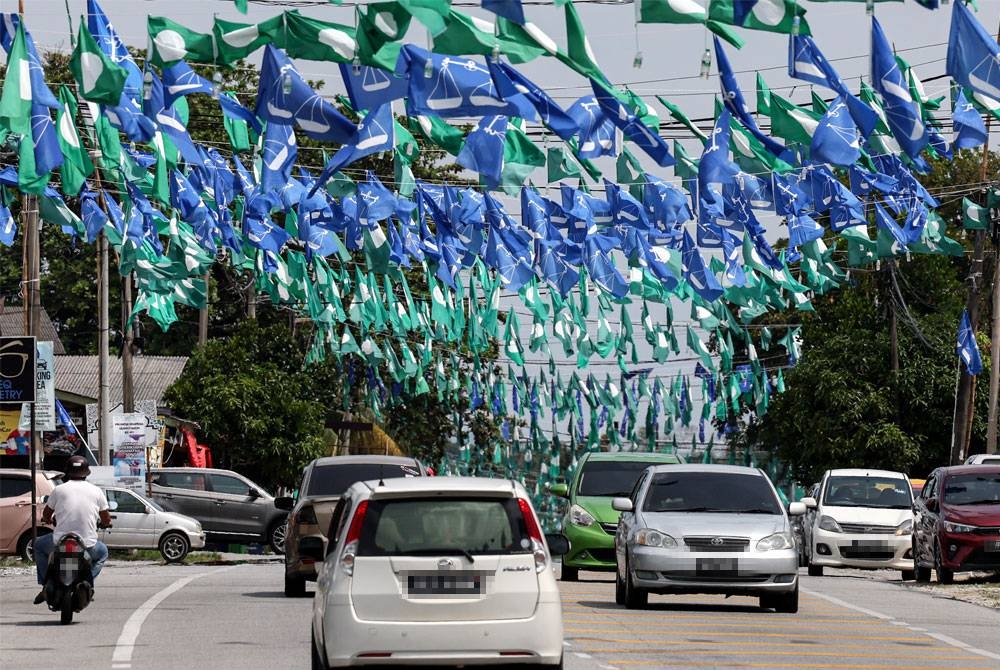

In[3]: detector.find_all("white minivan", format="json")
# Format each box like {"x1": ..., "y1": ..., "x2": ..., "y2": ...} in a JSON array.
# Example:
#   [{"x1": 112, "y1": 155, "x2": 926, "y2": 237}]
[
  {"x1": 310, "y1": 477, "x2": 567, "y2": 669},
  {"x1": 800, "y1": 469, "x2": 914, "y2": 580}
]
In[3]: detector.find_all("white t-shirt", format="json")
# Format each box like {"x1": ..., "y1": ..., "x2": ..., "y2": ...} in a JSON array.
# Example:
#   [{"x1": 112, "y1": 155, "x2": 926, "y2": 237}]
[{"x1": 46, "y1": 480, "x2": 109, "y2": 548}]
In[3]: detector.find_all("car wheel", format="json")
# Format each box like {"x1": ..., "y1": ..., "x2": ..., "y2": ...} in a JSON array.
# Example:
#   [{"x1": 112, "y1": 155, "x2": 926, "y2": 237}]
[
  {"x1": 807, "y1": 563, "x2": 823, "y2": 577},
  {"x1": 615, "y1": 564, "x2": 626, "y2": 605},
  {"x1": 900, "y1": 569, "x2": 916, "y2": 581},
  {"x1": 285, "y1": 573, "x2": 306, "y2": 598},
  {"x1": 159, "y1": 532, "x2": 190, "y2": 563},
  {"x1": 935, "y1": 551, "x2": 954, "y2": 584},
  {"x1": 771, "y1": 584, "x2": 799, "y2": 614},
  {"x1": 560, "y1": 564, "x2": 579, "y2": 582},
  {"x1": 914, "y1": 563, "x2": 932, "y2": 583},
  {"x1": 269, "y1": 522, "x2": 287, "y2": 555},
  {"x1": 16, "y1": 529, "x2": 50, "y2": 563},
  {"x1": 623, "y1": 556, "x2": 647, "y2": 610},
  {"x1": 311, "y1": 627, "x2": 327, "y2": 670}
]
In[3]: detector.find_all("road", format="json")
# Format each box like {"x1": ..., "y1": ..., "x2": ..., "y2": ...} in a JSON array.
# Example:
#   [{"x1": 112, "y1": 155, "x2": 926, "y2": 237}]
[{"x1": 1, "y1": 559, "x2": 999, "y2": 669}]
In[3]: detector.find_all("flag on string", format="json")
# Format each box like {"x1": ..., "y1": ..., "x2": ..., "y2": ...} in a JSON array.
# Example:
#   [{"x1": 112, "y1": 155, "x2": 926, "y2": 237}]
[
  {"x1": 458, "y1": 116, "x2": 508, "y2": 188},
  {"x1": 482, "y1": 0, "x2": 525, "y2": 25},
  {"x1": 956, "y1": 309, "x2": 983, "y2": 375},
  {"x1": 952, "y1": 88, "x2": 988, "y2": 150},
  {"x1": 311, "y1": 103, "x2": 395, "y2": 195},
  {"x1": 639, "y1": 0, "x2": 707, "y2": 24},
  {"x1": 339, "y1": 63, "x2": 409, "y2": 112},
  {"x1": 710, "y1": 0, "x2": 810, "y2": 36},
  {"x1": 961, "y1": 197, "x2": 990, "y2": 230},
  {"x1": 433, "y1": 10, "x2": 543, "y2": 62},
  {"x1": 871, "y1": 17, "x2": 928, "y2": 159},
  {"x1": 160, "y1": 60, "x2": 214, "y2": 109},
  {"x1": 213, "y1": 15, "x2": 284, "y2": 64},
  {"x1": 715, "y1": 37, "x2": 787, "y2": 158},
  {"x1": 147, "y1": 16, "x2": 215, "y2": 66},
  {"x1": 87, "y1": 0, "x2": 143, "y2": 100},
  {"x1": 568, "y1": 96, "x2": 616, "y2": 159},
  {"x1": 489, "y1": 60, "x2": 579, "y2": 141},
  {"x1": 592, "y1": 81, "x2": 674, "y2": 166},
  {"x1": 284, "y1": 13, "x2": 357, "y2": 63},
  {"x1": 70, "y1": 18, "x2": 128, "y2": 105},
  {"x1": 810, "y1": 96, "x2": 862, "y2": 166},
  {"x1": 55, "y1": 86, "x2": 94, "y2": 197},
  {"x1": 947, "y1": 0, "x2": 1000, "y2": 101},
  {"x1": 356, "y1": 2, "x2": 411, "y2": 71},
  {"x1": 558, "y1": 1, "x2": 609, "y2": 83}
]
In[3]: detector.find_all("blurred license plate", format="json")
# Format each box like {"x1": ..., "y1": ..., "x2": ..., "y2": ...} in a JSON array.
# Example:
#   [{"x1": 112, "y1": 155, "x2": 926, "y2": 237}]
[
  {"x1": 986, "y1": 541, "x2": 1000, "y2": 553},
  {"x1": 696, "y1": 557, "x2": 738, "y2": 576},
  {"x1": 406, "y1": 573, "x2": 481, "y2": 596},
  {"x1": 851, "y1": 540, "x2": 885, "y2": 549}
]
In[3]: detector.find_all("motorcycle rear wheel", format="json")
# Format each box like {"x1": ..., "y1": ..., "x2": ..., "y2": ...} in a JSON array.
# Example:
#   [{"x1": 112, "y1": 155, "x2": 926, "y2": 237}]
[{"x1": 60, "y1": 591, "x2": 74, "y2": 625}]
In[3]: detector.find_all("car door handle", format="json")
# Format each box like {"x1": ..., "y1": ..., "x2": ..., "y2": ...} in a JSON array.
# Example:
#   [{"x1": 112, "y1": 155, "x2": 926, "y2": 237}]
[
  {"x1": 161, "y1": 493, "x2": 174, "y2": 499},
  {"x1": 15, "y1": 501, "x2": 32, "y2": 507},
  {"x1": 214, "y1": 501, "x2": 226, "y2": 505},
  {"x1": 110, "y1": 515, "x2": 118, "y2": 519}
]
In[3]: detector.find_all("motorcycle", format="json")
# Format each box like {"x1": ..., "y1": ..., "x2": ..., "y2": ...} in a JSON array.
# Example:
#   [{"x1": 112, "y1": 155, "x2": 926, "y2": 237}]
[{"x1": 42, "y1": 512, "x2": 112, "y2": 624}]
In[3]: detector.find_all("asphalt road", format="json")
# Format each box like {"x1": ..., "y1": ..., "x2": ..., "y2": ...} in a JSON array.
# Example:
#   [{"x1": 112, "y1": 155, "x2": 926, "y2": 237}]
[{"x1": 2, "y1": 559, "x2": 999, "y2": 670}]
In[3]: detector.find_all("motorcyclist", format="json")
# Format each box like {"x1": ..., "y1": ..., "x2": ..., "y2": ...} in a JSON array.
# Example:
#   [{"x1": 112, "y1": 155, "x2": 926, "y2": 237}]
[{"x1": 33, "y1": 455, "x2": 111, "y2": 605}]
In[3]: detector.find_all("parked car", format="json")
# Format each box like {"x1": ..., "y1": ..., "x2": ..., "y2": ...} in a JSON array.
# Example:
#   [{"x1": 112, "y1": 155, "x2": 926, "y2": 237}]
[
  {"x1": 613, "y1": 464, "x2": 805, "y2": 613},
  {"x1": 800, "y1": 468, "x2": 914, "y2": 580},
  {"x1": 548, "y1": 451, "x2": 684, "y2": 581},
  {"x1": 310, "y1": 476, "x2": 567, "y2": 669},
  {"x1": 965, "y1": 454, "x2": 1000, "y2": 466},
  {"x1": 0, "y1": 469, "x2": 61, "y2": 561},
  {"x1": 912, "y1": 465, "x2": 1000, "y2": 584},
  {"x1": 100, "y1": 486, "x2": 206, "y2": 562},
  {"x1": 278, "y1": 455, "x2": 425, "y2": 597},
  {"x1": 149, "y1": 467, "x2": 287, "y2": 553}
]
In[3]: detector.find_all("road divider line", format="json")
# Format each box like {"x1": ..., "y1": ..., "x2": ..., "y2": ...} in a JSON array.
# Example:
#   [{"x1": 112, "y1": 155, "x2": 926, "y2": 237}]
[{"x1": 111, "y1": 567, "x2": 233, "y2": 667}]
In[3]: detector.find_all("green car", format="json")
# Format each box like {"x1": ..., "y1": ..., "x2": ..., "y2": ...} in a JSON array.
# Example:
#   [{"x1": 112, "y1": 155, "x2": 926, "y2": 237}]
[{"x1": 549, "y1": 451, "x2": 684, "y2": 581}]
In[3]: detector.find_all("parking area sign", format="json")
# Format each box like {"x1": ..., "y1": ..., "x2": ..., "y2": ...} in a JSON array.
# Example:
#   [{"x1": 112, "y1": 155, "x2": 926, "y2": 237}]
[{"x1": 0, "y1": 337, "x2": 36, "y2": 404}]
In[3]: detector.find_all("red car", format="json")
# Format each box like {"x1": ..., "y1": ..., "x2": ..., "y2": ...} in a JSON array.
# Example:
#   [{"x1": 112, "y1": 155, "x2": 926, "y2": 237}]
[{"x1": 912, "y1": 465, "x2": 1000, "y2": 584}]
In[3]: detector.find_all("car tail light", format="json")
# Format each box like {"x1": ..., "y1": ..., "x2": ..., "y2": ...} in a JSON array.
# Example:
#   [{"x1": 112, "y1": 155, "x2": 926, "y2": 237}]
[
  {"x1": 297, "y1": 505, "x2": 317, "y2": 526},
  {"x1": 517, "y1": 498, "x2": 547, "y2": 573},
  {"x1": 340, "y1": 500, "x2": 369, "y2": 576}
]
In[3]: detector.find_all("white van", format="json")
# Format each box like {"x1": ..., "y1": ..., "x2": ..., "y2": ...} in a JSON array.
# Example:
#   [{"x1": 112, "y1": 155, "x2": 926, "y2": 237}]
[
  {"x1": 966, "y1": 454, "x2": 1000, "y2": 466},
  {"x1": 799, "y1": 469, "x2": 914, "y2": 580}
]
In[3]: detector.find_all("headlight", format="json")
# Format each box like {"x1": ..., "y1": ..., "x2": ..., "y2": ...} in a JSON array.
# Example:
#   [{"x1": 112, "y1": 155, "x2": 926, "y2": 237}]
[
  {"x1": 818, "y1": 515, "x2": 843, "y2": 533},
  {"x1": 756, "y1": 532, "x2": 794, "y2": 551},
  {"x1": 894, "y1": 519, "x2": 912, "y2": 536},
  {"x1": 635, "y1": 529, "x2": 677, "y2": 548},
  {"x1": 569, "y1": 504, "x2": 596, "y2": 527},
  {"x1": 943, "y1": 520, "x2": 977, "y2": 534}
]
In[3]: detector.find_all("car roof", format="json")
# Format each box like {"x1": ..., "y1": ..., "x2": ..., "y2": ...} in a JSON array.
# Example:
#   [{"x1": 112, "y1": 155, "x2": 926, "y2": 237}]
[
  {"x1": 643, "y1": 464, "x2": 766, "y2": 476},
  {"x1": 345, "y1": 476, "x2": 526, "y2": 498},
  {"x1": 580, "y1": 451, "x2": 684, "y2": 464},
  {"x1": 150, "y1": 466, "x2": 239, "y2": 475},
  {"x1": 935, "y1": 465, "x2": 1000, "y2": 476},
  {"x1": 0, "y1": 468, "x2": 63, "y2": 478},
  {"x1": 307, "y1": 455, "x2": 419, "y2": 468},
  {"x1": 826, "y1": 469, "x2": 908, "y2": 479}
]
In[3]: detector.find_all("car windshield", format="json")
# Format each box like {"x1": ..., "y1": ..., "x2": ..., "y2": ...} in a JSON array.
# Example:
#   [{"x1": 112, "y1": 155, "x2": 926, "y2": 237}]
[
  {"x1": 823, "y1": 476, "x2": 912, "y2": 508},
  {"x1": 357, "y1": 497, "x2": 531, "y2": 556},
  {"x1": 577, "y1": 460, "x2": 661, "y2": 497},
  {"x1": 306, "y1": 463, "x2": 422, "y2": 497},
  {"x1": 943, "y1": 473, "x2": 1000, "y2": 505},
  {"x1": 642, "y1": 472, "x2": 782, "y2": 514}
]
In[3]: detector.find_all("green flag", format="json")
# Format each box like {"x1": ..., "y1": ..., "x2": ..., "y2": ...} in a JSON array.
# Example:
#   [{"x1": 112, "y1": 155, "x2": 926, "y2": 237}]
[
  {"x1": 657, "y1": 96, "x2": 708, "y2": 141},
  {"x1": 962, "y1": 198, "x2": 991, "y2": 230},
  {"x1": 433, "y1": 10, "x2": 544, "y2": 62},
  {"x1": 284, "y1": 13, "x2": 357, "y2": 62},
  {"x1": 147, "y1": 16, "x2": 215, "y2": 66},
  {"x1": 548, "y1": 146, "x2": 584, "y2": 182},
  {"x1": 398, "y1": 0, "x2": 451, "y2": 35},
  {"x1": 768, "y1": 93, "x2": 821, "y2": 146},
  {"x1": 222, "y1": 93, "x2": 251, "y2": 152},
  {"x1": 709, "y1": 0, "x2": 810, "y2": 35},
  {"x1": 498, "y1": 123, "x2": 545, "y2": 195},
  {"x1": 71, "y1": 19, "x2": 127, "y2": 106},
  {"x1": 755, "y1": 72, "x2": 771, "y2": 116},
  {"x1": 408, "y1": 115, "x2": 465, "y2": 156},
  {"x1": 357, "y1": 2, "x2": 412, "y2": 71},
  {"x1": 214, "y1": 15, "x2": 284, "y2": 64},
  {"x1": 55, "y1": 86, "x2": 94, "y2": 197},
  {"x1": 558, "y1": 2, "x2": 608, "y2": 83},
  {"x1": 639, "y1": 0, "x2": 707, "y2": 24},
  {"x1": 0, "y1": 22, "x2": 32, "y2": 124}
]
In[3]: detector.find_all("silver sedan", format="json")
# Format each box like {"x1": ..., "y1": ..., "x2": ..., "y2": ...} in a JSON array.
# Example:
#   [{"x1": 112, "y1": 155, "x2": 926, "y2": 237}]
[{"x1": 613, "y1": 464, "x2": 805, "y2": 612}]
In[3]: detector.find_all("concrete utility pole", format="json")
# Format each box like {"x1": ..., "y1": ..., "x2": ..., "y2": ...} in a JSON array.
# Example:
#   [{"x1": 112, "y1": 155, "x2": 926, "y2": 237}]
[
  {"x1": 97, "y1": 229, "x2": 110, "y2": 465},
  {"x1": 198, "y1": 270, "x2": 210, "y2": 345},
  {"x1": 121, "y1": 272, "x2": 135, "y2": 414},
  {"x1": 988, "y1": 242, "x2": 1000, "y2": 453}
]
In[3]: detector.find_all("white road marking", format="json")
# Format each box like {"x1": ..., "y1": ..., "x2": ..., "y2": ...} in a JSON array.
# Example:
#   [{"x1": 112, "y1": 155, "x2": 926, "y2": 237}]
[
  {"x1": 575, "y1": 652, "x2": 592, "y2": 659},
  {"x1": 803, "y1": 587, "x2": 1000, "y2": 662},
  {"x1": 111, "y1": 568, "x2": 231, "y2": 667}
]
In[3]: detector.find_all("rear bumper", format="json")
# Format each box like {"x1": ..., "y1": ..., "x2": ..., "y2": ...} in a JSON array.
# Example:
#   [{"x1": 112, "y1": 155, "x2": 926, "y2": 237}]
[
  {"x1": 630, "y1": 546, "x2": 798, "y2": 594},
  {"x1": 811, "y1": 529, "x2": 912, "y2": 570},
  {"x1": 320, "y1": 600, "x2": 563, "y2": 667},
  {"x1": 937, "y1": 531, "x2": 1000, "y2": 571}
]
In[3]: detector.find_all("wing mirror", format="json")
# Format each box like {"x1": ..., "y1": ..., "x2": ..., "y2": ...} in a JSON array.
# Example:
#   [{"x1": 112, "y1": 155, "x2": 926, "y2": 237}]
[
  {"x1": 298, "y1": 536, "x2": 325, "y2": 562},
  {"x1": 248, "y1": 488, "x2": 261, "y2": 499},
  {"x1": 545, "y1": 533, "x2": 570, "y2": 557},
  {"x1": 925, "y1": 498, "x2": 938, "y2": 512},
  {"x1": 787, "y1": 502, "x2": 806, "y2": 516},
  {"x1": 108, "y1": 500, "x2": 119, "y2": 512},
  {"x1": 799, "y1": 497, "x2": 817, "y2": 509},
  {"x1": 612, "y1": 497, "x2": 633, "y2": 512},
  {"x1": 274, "y1": 496, "x2": 295, "y2": 511},
  {"x1": 547, "y1": 483, "x2": 569, "y2": 498}
]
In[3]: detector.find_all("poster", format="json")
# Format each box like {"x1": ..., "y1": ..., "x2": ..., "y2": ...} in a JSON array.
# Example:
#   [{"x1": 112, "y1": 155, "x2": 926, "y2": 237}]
[
  {"x1": 1, "y1": 407, "x2": 28, "y2": 455},
  {"x1": 111, "y1": 413, "x2": 148, "y2": 493},
  {"x1": 19, "y1": 341, "x2": 55, "y2": 432}
]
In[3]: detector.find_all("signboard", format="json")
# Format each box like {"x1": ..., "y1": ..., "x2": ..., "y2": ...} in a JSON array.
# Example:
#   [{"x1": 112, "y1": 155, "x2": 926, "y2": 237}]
[
  {"x1": 19, "y1": 341, "x2": 55, "y2": 431},
  {"x1": 1, "y1": 408, "x2": 28, "y2": 455},
  {"x1": 0, "y1": 336, "x2": 36, "y2": 404},
  {"x1": 111, "y1": 413, "x2": 148, "y2": 493}
]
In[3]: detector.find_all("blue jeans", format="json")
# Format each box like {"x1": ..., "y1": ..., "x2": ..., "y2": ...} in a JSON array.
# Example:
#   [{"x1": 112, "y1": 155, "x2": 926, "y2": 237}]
[{"x1": 34, "y1": 533, "x2": 108, "y2": 586}]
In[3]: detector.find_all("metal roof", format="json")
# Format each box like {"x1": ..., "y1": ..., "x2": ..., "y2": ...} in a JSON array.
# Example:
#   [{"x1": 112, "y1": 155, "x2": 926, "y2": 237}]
[
  {"x1": 54, "y1": 355, "x2": 188, "y2": 407},
  {"x1": 0, "y1": 304, "x2": 66, "y2": 354}
]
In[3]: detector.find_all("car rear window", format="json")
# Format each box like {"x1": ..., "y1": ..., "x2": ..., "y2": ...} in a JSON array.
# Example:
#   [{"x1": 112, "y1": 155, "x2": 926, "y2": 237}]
[
  {"x1": 577, "y1": 460, "x2": 660, "y2": 497},
  {"x1": 823, "y1": 476, "x2": 911, "y2": 508},
  {"x1": 357, "y1": 497, "x2": 531, "y2": 556},
  {"x1": 643, "y1": 472, "x2": 782, "y2": 514},
  {"x1": 943, "y1": 473, "x2": 1000, "y2": 505},
  {"x1": 306, "y1": 463, "x2": 421, "y2": 497}
]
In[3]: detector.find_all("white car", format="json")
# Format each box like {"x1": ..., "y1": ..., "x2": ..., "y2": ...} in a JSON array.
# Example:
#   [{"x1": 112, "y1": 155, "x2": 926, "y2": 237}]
[
  {"x1": 965, "y1": 454, "x2": 1000, "y2": 465},
  {"x1": 101, "y1": 486, "x2": 206, "y2": 562},
  {"x1": 800, "y1": 469, "x2": 914, "y2": 579},
  {"x1": 310, "y1": 477, "x2": 567, "y2": 669}
]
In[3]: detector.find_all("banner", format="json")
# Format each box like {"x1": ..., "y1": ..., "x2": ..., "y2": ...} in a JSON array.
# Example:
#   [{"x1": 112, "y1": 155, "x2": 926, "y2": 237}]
[
  {"x1": 19, "y1": 341, "x2": 55, "y2": 431},
  {"x1": 111, "y1": 412, "x2": 148, "y2": 493}
]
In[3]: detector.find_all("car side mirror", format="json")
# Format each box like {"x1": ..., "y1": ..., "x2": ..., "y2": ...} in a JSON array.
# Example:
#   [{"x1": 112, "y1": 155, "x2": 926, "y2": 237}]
[
  {"x1": 299, "y1": 536, "x2": 325, "y2": 562},
  {"x1": 612, "y1": 497, "x2": 633, "y2": 512},
  {"x1": 274, "y1": 496, "x2": 295, "y2": 511},
  {"x1": 547, "y1": 483, "x2": 569, "y2": 498},
  {"x1": 545, "y1": 533, "x2": 569, "y2": 557},
  {"x1": 144, "y1": 506, "x2": 153, "y2": 514},
  {"x1": 787, "y1": 502, "x2": 806, "y2": 516},
  {"x1": 799, "y1": 497, "x2": 817, "y2": 509},
  {"x1": 925, "y1": 498, "x2": 938, "y2": 512},
  {"x1": 40, "y1": 495, "x2": 48, "y2": 504},
  {"x1": 248, "y1": 488, "x2": 261, "y2": 499},
  {"x1": 108, "y1": 500, "x2": 119, "y2": 511}
]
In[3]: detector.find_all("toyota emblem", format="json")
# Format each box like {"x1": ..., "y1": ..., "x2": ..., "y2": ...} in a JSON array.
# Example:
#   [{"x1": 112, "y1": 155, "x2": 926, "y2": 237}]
[
  {"x1": 438, "y1": 558, "x2": 455, "y2": 570},
  {"x1": 710, "y1": 537, "x2": 724, "y2": 546}
]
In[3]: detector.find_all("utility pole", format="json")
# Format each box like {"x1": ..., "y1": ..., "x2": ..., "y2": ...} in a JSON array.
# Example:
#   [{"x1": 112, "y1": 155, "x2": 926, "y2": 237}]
[
  {"x1": 121, "y1": 272, "x2": 135, "y2": 414},
  {"x1": 987, "y1": 219, "x2": 1000, "y2": 453},
  {"x1": 198, "y1": 270, "x2": 210, "y2": 345}
]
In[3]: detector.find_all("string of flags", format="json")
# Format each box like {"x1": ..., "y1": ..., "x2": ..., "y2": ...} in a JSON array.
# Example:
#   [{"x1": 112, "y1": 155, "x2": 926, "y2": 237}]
[{"x1": 1, "y1": 0, "x2": 997, "y2": 489}]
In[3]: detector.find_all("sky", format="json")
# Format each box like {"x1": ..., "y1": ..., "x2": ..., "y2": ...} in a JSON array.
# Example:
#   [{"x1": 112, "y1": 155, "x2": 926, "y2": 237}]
[{"x1": 13, "y1": 0, "x2": 1000, "y2": 454}]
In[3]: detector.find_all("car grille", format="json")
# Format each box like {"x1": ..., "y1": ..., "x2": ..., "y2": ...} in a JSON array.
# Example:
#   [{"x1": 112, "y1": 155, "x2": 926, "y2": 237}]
[
  {"x1": 971, "y1": 526, "x2": 1000, "y2": 535},
  {"x1": 839, "y1": 523, "x2": 896, "y2": 534},
  {"x1": 599, "y1": 522, "x2": 618, "y2": 535},
  {"x1": 587, "y1": 548, "x2": 617, "y2": 564},
  {"x1": 839, "y1": 546, "x2": 895, "y2": 560},
  {"x1": 662, "y1": 572, "x2": 769, "y2": 583},
  {"x1": 683, "y1": 537, "x2": 750, "y2": 552}
]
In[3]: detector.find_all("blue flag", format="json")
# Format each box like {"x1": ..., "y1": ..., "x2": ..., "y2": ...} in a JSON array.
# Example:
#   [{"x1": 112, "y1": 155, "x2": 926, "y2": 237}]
[
  {"x1": 161, "y1": 60, "x2": 214, "y2": 109},
  {"x1": 789, "y1": 34, "x2": 878, "y2": 137},
  {"x1": 956, "y1": 309, "x2": 983, "y2": 375},
  {"x1": 482, "y1": 0, "x2": 525, "y2": 24},
  {"x1": 489, "y1": 60, "x2": 579, "y2": 141},
  {"x1": 592, "y1": 81, "x2": 674, "y2": 167},
  {"x1": 457, "y1": 116, "x2": 508, "y2": 187},
  {"x1": 953, "y1": 88, "x2": 988, "y2": 150},
  {"x1": 871, "y1": 18, "x2": 928, "y2": 159},
  {"x1": 699, "y1": 107, "x2": 738, "y2": 197},
  {"x1": 810, "y1": 96, "x2": 862, "y2": 166},
  {"x1": 311, "y1": 103, "x2": 395, "y2": 195},
  {"x1": 0, "y1": 200, "x2": 15, "y2": 246},
  {"x1": 715, "y1": 37, "x2": 787, "y2": 159},
  {"x1": 260, "y1": 121, "x2": 298, "y2": 195},
  {"x1": 79, "y1": 187, "x2": 108, "y2": 243},
  {"x1": 681, "y1": 229, "x2": 724, "y2": 302},
  {"x1": 87, "y1": 0, "x2": 143, "y2": 100},
  {"x1": 339, "y1": 63, "x2": 409, "y2": 112},
  {"x1": 568, "y1": 96, "x2": 617, "y2": 159},
  {"x1": 947, "y1": 0, "x2": 1000, "y2": 101}
]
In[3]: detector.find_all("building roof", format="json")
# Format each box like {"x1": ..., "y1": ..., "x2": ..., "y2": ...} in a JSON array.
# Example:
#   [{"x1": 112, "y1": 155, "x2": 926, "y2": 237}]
[
  {"x1": 0, "y1": 304, "x2": 66, "y2": 354},
  {"x1": 54, "y1": 355, "x2": 188, "y2": 407}
]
